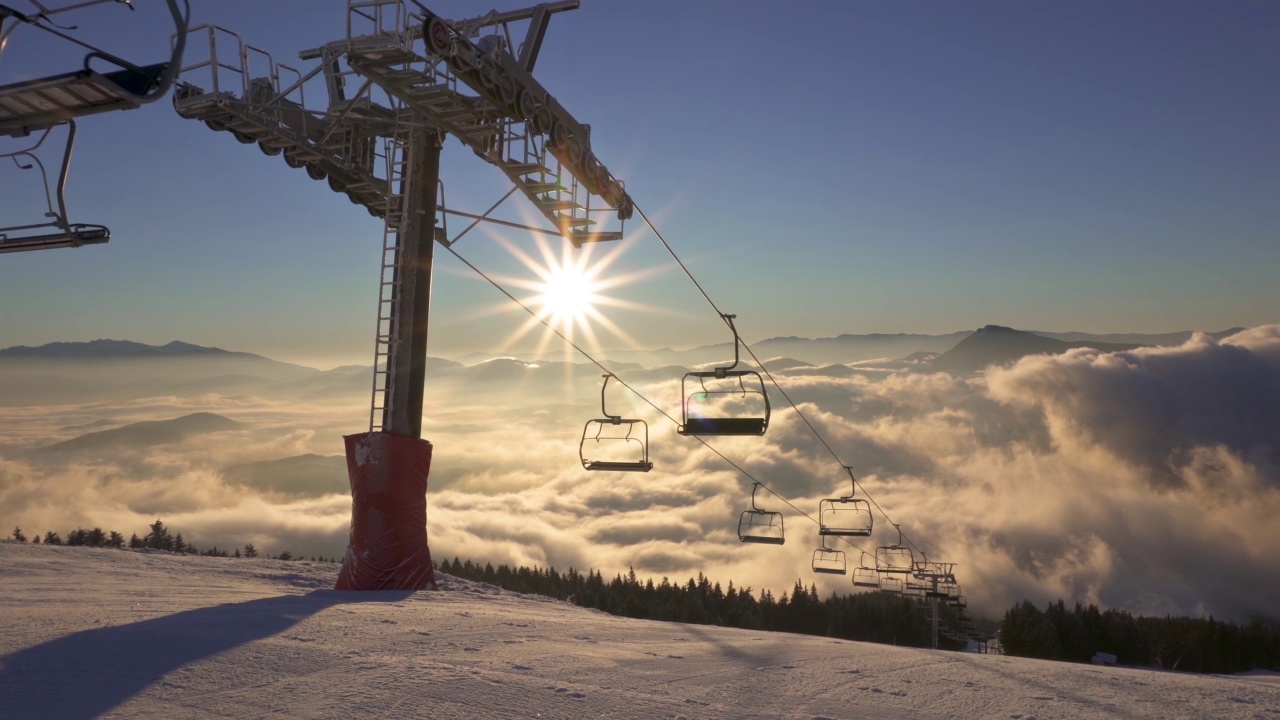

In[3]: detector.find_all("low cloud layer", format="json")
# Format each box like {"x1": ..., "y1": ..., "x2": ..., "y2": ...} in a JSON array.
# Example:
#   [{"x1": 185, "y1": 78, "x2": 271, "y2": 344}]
[{"x1": 1, "y1": 327, "x2": 1276, "y2": 621}]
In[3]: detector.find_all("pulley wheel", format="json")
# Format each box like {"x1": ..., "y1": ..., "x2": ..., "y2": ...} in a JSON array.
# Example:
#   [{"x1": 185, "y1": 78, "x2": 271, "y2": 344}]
[
  {"x1": 424, "y1": 14, "x2": 450, "y2": 56},
  {"x1": 550, "y1": 120, "x2": 570, "y2": 150},
  {"x1": 516, "y1": 89, "x2": 536, "y2": 121}
]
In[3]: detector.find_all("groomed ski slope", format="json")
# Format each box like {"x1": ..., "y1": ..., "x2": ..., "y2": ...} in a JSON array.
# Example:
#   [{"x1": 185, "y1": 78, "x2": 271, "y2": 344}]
[{"x1": 0, "y1": 543, "x2": 1275, "y2": 719}]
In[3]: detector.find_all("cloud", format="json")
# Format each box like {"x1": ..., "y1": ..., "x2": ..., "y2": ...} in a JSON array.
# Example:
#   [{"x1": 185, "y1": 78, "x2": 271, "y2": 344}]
[{"x1": 1, "y1": 327, "x2": 1276, "y2": 623}]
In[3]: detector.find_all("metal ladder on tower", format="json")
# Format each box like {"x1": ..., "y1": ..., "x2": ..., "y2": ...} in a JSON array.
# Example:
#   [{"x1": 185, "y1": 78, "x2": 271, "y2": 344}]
[{"x1": 368, "y1": 119, "x2": 412, "y2": 432}]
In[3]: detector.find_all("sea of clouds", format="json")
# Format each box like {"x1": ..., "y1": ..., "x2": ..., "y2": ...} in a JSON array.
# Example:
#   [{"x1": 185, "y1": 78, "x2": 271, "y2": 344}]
[{"x1": 1, "y1": 325, "x2": 1276, "y2": 622}]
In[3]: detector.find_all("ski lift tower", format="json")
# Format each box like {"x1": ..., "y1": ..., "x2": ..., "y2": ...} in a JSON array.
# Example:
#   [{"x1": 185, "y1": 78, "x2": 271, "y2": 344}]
[
  {"x1": 170, "y1": 0, "x2": 633, "y2": 590},
  {"x1": 912, "y1": 557, "x2": 956, "y2": 649}
]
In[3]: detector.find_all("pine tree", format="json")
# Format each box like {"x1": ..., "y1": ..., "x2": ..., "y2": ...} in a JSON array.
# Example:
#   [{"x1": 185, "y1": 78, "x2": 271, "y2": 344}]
[
  {"x1": 11, "y1": 527, "x2": 25, "y2": 542},
  {"x1": 107, "y1": 531, "x2": 124, "y2": 548},
  {"x1": 243, "y1": 543, "x2": 258, "y2": 558},
  {"x1": 145, "y1": 520, "x2": 172, "y2": 551},
  {"x1": 43, "y1": 531, "x2": 62, "y2": 545}
]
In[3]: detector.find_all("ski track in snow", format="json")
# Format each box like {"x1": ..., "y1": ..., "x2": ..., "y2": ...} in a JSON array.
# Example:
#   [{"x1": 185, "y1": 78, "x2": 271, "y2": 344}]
[{"x1": 0, "y1": 544, "x2": 1277, "y2": 719}]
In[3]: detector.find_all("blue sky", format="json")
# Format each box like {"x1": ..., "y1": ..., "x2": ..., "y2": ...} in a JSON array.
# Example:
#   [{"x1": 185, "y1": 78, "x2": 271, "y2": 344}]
[{"x1": 1, "y1": 0, "x2": 1276, "y2": 366}]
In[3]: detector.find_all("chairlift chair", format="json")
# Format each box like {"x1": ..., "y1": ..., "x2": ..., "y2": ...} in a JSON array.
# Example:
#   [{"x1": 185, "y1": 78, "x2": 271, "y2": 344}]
[
  {"x1": 810, "y1": 536, "x2": 846, "y2": 575},
  {"x1": 875, "y1": 524, "x2": 915, "y2": 575},
  {"x1": 905, "y1": 576, "x2": 930, "y2": 598},
  {"x1": 925, "y1": 582, "x2": 952, "y2": 600},
  {"x1": 0, "y1": 0, "x2": 189, "y2": 138},
  {"x1": 877, "y1": 574, "x2": 903, "y2": 594},
  {"x1": 0, "y1": 121, "x2": 109, "y2": 253},
  {"x1": 818, "y1": 466, "x2": 873, "y2": 537},
  {"x1": 678, "y1": 314, "x2": 770, "y2": 436},
  {"x1": 852, "y1": 552, "x2": 880, "y2": 588},
  {"x1": 579, "y1": 374, "x2": 652, "y2": 472},
  {"x1": 738, "y1": 482, "x2": 784, "y2": 545}
]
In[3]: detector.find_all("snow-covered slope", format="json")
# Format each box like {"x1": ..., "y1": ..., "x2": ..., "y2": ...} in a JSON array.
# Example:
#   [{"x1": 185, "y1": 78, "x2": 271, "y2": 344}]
[{"x1": 0, "y1": 544, "x2": 1275, "y2": 719}]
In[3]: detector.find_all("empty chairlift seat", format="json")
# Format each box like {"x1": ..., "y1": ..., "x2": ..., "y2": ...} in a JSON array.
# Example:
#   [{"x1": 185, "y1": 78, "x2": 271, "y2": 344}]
[
  {"x1": 738, "y1": 482, "x2": 784, "y2": 545},
  {"x1": 811, "y1": 539, "x2": 846, "y2": 575},
  {"x1": 678, "y1": 314, "x2": 770, "y2": 436},
  {"x1": 818, "y1": 467, "x2": 872, "y2": 537},
  {"x1": 580, "y1": 374, "x2": 652, "y2": 472},
  {"x1": 0, "y1": 121, "x2": 110, "y2": 253},
  {"x1": 0, "y1": 60, "x2": 169, "y2": 137},
  {"x1": 852, "y1": 552, "x2": 880, "y2": 588},
  {"x1": 678, "y1": 369, "x2": 770, "y2": 436},
  {"x1": 878, "y1": 575, "x2": 904, "y2": 594},
  {"x1": 876, "y1": 524, "x2": 915, "y2": 575},
  {"x1": 876, "y1": 545, "x2": 915, "y2": 575}
]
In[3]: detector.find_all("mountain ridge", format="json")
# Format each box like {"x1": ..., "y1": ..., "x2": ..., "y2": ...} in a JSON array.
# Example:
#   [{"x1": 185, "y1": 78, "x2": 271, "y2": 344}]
[
  {"x1": 1, "y1": 328, "x2": 1249, "y2": 372},
  {"x1": 36, "y1": 412, "x2": 242, "y2": 454},
  {"x1": 930, "y1": 325, "x2": 1144, "y2": 373}
]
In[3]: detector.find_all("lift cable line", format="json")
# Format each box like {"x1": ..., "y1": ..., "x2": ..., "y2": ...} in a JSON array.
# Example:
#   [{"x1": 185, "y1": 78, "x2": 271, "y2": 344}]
[{"x1": 632, "y1": 202, "x2": 927, "y2": 558}]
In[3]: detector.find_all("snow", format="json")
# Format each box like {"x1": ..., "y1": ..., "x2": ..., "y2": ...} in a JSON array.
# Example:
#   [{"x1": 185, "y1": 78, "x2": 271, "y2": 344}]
[{"x1": 1, "y1": 543, "x2": 1276, "y2": 719}]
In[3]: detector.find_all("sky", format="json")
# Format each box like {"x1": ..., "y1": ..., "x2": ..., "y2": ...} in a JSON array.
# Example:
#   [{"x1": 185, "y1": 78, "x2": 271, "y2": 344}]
[
  {"x1": 6, "y1": 545, "x2": 1279, "y2": 719},
  {"x1": 0, "y1": 0, "x2": 1276, "y2": 367}
]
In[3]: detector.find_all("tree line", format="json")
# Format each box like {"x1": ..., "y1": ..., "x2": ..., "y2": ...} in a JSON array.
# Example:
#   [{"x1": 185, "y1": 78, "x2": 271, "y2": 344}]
[
  {"x1": 15, "y1": 522, "x2": 1275, "y2": 673},
  {"x1": 8, "y1": 521, "x2": 338, "y2": 563},
  {"x1": 437, "y1": 556, "x2": 974, "y2": 650},
  {"x1": 1000, "y1": 599, "x2": 1280, "y2": 673}
]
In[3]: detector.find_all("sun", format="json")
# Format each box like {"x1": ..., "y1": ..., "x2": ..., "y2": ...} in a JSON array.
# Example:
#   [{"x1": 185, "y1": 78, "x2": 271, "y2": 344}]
[
  {"x1": 483, "y1": 229, "x2": 667, "y2": 361},
  {"x1": 534, "y1": 263, "x2": 600, "y2": 329}
]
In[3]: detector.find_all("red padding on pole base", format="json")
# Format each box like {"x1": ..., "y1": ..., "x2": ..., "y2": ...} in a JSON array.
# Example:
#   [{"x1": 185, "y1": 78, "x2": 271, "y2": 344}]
[{"x1": 336, "y1": 431, "x2": 437, "y2": 591}]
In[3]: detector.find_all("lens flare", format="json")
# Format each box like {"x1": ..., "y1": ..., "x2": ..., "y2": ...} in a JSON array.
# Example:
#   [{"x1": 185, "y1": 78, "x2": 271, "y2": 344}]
[{"x1": 479, "y1": 226, "x2": 670, "y2": 362}]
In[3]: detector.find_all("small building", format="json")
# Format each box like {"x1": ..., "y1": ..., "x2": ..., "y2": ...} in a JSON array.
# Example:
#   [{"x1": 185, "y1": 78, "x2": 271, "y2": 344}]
[{"x1": 1092, "y1": 651, "x2": 1118, "y2": 666}]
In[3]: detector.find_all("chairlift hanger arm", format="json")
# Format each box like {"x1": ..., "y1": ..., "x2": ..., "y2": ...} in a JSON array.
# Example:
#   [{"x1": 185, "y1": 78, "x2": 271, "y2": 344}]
[
  {"x1": 599, "y1": 373, "x2": 620, "y2": 423},
  {"x1": 3, "y1": 0, "x2": 183, "y2": 81}
]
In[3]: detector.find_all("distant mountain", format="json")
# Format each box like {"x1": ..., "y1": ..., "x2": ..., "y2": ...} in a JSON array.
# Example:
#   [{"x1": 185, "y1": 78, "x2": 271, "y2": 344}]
[
  {"x1": 750, "y1": 357, "x2": 814, "y2": 372},
  {"x1": 220, "y1": 454, "x2": 348, "y2": 497},
  {"x1": 58, "y1": 418, "x2": 119, "y2": 433},
  {"x1": 36, "y1": 412, "x2": 242, "y2": 454},
  {"x1": 930, "y1": 326, "x2": 1142, "y2": 373},
  {"x1": 0, "y1": 339, "x2": 265, "y2": 360},
  {"x1": 602, "y1": 332, "x2": 974, "y2": 368},
  {"x1": 1033, "y1": 328, "x2": 1245, "y2": 345},
  {"x1": 0, "y1": 340, "x2": 323, "y2": 406}
]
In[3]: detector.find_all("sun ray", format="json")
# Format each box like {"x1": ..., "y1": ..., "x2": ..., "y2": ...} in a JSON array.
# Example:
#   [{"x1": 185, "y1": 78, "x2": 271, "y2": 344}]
[{"x1": 459, "y1": 226, "x2": 673, "y2": 364}]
